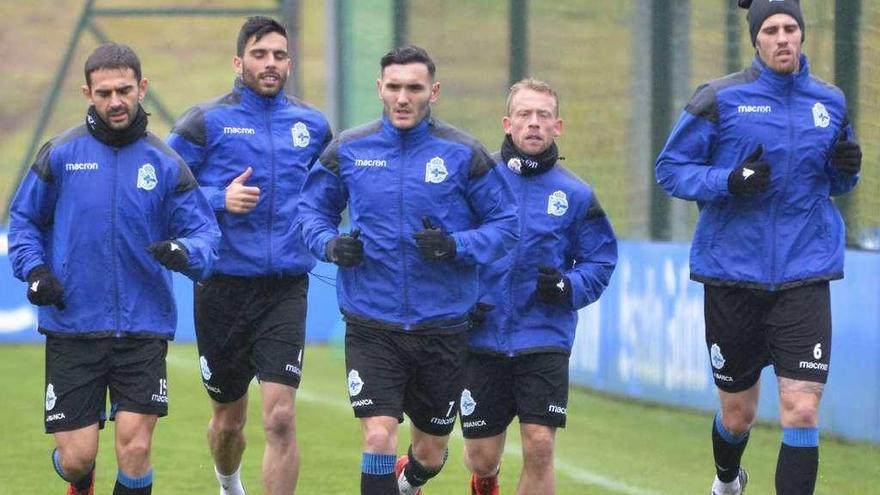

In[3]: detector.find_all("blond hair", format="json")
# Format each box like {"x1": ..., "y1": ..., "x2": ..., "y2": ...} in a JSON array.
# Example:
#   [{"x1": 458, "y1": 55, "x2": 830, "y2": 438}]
[{"x1": 506, "y1": 78, "x2": 559, "y2": 117}]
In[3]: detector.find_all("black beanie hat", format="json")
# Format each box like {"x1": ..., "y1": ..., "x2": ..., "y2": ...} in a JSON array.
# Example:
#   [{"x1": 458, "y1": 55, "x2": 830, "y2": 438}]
[{"x1": 738, "y1": 0, "x2": 805, "y2": 46}]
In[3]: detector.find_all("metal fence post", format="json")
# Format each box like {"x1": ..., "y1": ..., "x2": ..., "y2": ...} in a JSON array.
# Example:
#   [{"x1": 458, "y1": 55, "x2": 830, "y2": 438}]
[
  {"x1": 834, "y1": 0, "x2": 861, "y2": 246},
  {"x1": 650, "y1": 1, "x2": 673, "y2": 240},
  {"x1": 509, "y1": 0, "x2": 528, "y2": 86}
]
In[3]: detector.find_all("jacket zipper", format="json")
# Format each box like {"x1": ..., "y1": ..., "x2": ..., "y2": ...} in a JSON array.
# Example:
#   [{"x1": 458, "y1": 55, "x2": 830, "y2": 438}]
[
  {"x1": 112, "y1": 149, "x2": 121, "y2": 336},
  {"x1": 399, "y1": 136, "x2": 410, "y2": 327},
  {"x1": 266, "y1": 103, "x2": 276, "y2": 273},
  {"x1": 504, "y1": 175, "x2": 529, "y2": 356},
  {"x1": 769, "y1": 85, "x2": 794, "y2": 289}
]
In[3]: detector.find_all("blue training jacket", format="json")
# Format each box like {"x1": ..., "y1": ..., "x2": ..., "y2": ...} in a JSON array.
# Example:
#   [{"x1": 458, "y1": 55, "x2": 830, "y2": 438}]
[
  {"x1": 8, "y1": 125, "x2": 220, "y2": 339},
  {"x1": 167, "y1": 80, "x2": 332, "y2": 277},
  {"x1": 655, "y1": 55, "x2": 859, "y2": 290},
  {"x1": 298, "y1": 115, "x2": 519, "y2": 331},
  {"x1": 469, "y1": 155, "x2": 618, "y2": 355}
]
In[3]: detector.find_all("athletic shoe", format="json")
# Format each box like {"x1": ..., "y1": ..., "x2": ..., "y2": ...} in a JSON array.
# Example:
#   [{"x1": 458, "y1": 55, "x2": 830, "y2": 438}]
[
  {"x1": 470, "y1": 473, "x2": 500, "y2": 495},
  {"x1": 395, "y1": 455, "x2": 423, "y2": 495},
  {"x1": 710, "y1": 467, "x2": 749, "y2": 495},
  {"x1": 67, "y1": 469, "x2": 95, "y2": 495}
]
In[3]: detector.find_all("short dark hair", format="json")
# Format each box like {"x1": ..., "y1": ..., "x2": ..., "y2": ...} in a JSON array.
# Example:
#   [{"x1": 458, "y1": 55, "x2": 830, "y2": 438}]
[
  {"x1": 84, "y1": 42, "x2": 142, "y2": 87},
  {"x1": 237, "y1": 16, "x2": 287, "y2": 57},
  {"x1": 380, "y1": 45, "x2": 436, "y2": 79}
]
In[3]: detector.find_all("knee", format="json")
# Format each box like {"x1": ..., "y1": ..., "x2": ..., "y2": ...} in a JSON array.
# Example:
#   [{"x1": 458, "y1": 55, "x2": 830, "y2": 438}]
[
  {"x1": 116, "y1": 436, "x2": 151, "y2": 466},
  {"x1": 263, "y1": 404, "x2": 296, "y2": 441},
  {"x1": 58, "y1": 454, "x2": 95, "y2": 480},
  {"x1": 780, "y1": 401, "x2": 819, "y2": 427},
  {"x1": 464, "y1": 445, "x2": 501, "y2": 477},
  {"x1": 721, "y1": 406, "x2": 757, "y2": 435},
  {"x1": 363, "y1": 427, "x2": 396, "y2": 452},
  {"x1": 210, "y1": 413, "x2": 246, "y2": 439},
  {"x1": 521, "y1": 429, "x2": 555, "y2": 470},
  {"x1": 721, "y1": 414, "x2": 755, "y2": 435}
]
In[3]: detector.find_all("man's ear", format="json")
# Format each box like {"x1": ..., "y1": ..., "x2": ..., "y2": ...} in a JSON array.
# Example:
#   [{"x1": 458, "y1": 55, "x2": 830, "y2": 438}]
[
  {"x1": 502, "y1": 116, "x2": 512, "y2": 134},
  {"x1": 429, "y1": 81, "x2": 440, "y2": 103},
  {"x1": 138, "y1": 77, "x2": 149, "y2": 100}
]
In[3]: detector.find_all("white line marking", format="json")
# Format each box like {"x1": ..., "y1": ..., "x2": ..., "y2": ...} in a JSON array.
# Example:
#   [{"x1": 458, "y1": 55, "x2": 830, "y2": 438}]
[{"x1": 167, "y1": 351, "x2": 666, "y2": 494}]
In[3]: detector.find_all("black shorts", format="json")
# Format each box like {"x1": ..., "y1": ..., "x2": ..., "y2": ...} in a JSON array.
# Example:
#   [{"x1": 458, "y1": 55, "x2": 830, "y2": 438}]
[
  {"x1": 344, "y1": 322, "x2": 467, "y2": 436},
  {"x1": 44, "y1": 336, "x2": 168, "y2": 434},
  {"x1": 194, "y1": 274, "x2": 308, "y2": 402},
  {"x1": 460, "y1": 351, "x2": 569, "y2": 439},
  {"x1": 704, "y1": 281, "x2": 832, "y2": 392}
]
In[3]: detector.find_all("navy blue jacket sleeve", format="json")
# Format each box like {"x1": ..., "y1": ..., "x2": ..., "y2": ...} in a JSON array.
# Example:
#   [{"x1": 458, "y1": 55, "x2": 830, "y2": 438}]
[
  {"x1": 298, "y1": 141, "x2": 347, "y2": 261},
  {"x1": 167, "y1": 107, "x2": 228, "y2": 211},
  {"x1": 453, "y1": 148, "x2": 519, "y2": 265},
  {"x1": 164, "y1": 160, "x2": 221, "y2": 281},
  {"x1": 655, "y1": 85, "x2": 732, "y2": 202},
  {"x1": 8, "y1": 141, "x2": 59, "y2": 281},
  {"x1": 566, "y1": 193, "x2": 617, "y2": 310}
]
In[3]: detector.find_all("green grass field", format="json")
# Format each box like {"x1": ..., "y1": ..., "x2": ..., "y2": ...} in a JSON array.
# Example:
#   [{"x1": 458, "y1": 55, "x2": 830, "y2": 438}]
[{"x1": 2, "y1": 343, "x2": 878, "y2": 494}]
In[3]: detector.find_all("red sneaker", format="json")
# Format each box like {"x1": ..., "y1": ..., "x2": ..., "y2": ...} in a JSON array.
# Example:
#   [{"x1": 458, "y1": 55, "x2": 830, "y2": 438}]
[
  {"x1": 66, "y1": 469, "x2": 95, "y2": 495},
  {"x1": 470, "y1": 473, "x2": 500, "y2": 495},
  {"x1": 395, "y1": 455, "x2": 423, "y2": 495}
]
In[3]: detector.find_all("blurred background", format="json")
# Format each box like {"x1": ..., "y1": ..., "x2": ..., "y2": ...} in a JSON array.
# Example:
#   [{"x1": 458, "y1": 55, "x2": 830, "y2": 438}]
[{"x1": 1, "y1": 0, "x2": 877, "y2": 246}]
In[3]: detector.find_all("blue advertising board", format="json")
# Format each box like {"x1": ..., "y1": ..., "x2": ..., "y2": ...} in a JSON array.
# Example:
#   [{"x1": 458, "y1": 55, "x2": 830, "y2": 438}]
[{"x1": 2, "y1": 231, "x2": 878, "y2": 442}]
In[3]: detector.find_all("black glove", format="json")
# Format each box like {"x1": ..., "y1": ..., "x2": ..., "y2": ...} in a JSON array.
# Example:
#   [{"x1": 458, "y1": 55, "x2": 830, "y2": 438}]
[
  {"x1": 413, "y1": 217, "x2": 456, "y2": 261},
  {"x1": 832, "y1": 129, "x2": 861, "y2": 176},
  {"x1": 536, "y1": 266, "x2": 572, "y2": 306},
  {"x1": 26, "y1": 265, "x2": 65, "y2": 309},
  {"x1": 147, "y1": 240, "x2": 190, "y2": 272},
  {"x1": 326, "y1": 229, "x2": 364, "y2": 267},
  {"x1": 469, "y1": 302, "x2": 495, "y2": 329},
  {"x1": 728, "y1": 145, "x2": 771, "y2": 197}
]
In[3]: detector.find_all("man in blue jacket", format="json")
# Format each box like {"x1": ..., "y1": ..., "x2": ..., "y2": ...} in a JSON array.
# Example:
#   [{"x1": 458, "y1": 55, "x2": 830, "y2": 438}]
[
  {"x1": 299, "y1": 45, "x2": 518, "y2": 495},
  {"x1": 461, "y1": 79, "x2": 618, "y2": 495},
  {"x1": 655, "y1": 1, "x2": 862, "y2": 494},
  {"x1": 166, "y1": 16, "x2": 331, "y2": 495},
  {"x1": 8, "y1": 42, "x2": 219, "y2": 495}
]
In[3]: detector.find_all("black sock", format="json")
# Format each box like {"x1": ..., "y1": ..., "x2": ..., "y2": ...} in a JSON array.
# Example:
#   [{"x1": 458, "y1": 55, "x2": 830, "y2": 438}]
[
  {"x1": 403, "y1": 445, "x2": 446, "y2": 487},
  {"x1": 776, "y1": 427, "x2": 819, "y2": 495},
  {"x1": 712, "y1": 413, "x2": 750, "y2": 483},
  {"x1": 360, "y1": 473, "x2": 397, "y2": 494},
  {"x1": 112, "y1": 481, "x2": 152, "y2": 495},
  {"x1": 72, "y1": 466, "x2": 95, "y2": 491},
  {"x1": 112, "y1": 469, "x2": 152, "y2": 495},
  {"x1": 360, "y1": 452, "x2": 397, "y2": 495}
]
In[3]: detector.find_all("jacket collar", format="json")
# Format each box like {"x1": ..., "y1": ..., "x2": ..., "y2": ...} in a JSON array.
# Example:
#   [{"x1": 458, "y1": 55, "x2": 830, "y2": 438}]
[
  {"x1": 380, "y1": 112, "x2": 432, "y2": 141},
  {"x1": 752, "y1": 53, "x2": 810, "y2": 90},
  {"x1": 234, "y1": 77, "x2": 288, "y2": 110}
]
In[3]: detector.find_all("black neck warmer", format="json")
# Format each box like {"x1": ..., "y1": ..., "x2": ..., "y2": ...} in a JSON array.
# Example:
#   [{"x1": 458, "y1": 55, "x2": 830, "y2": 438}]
[
  {"x1": 500, "y1": 134, "x2": 559, "y2": 176},
  {"x1": 86, "y1": 104, "x2": 148, "y2": 147}
]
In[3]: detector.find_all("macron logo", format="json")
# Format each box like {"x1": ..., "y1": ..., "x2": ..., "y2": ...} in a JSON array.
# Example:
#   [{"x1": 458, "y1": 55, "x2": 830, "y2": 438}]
[
  {"x1": 738, "y1": 105, "x2": 772, "y2": 114},
  {"x1": 799, "y1": 361, "x2": 829, "y2": 371},
  {"x1": 223, "y1": 126, "x2": 255, "y2": 135},
  {"x1": 548, "y1": 405, "x2": 567, "y2": 415},
  {"x1": 65, "y1": 162, "x2": 99, "y2": 171},
  {"x1": 355, "y1": 159, "x2": 387, "y2": 168}
]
